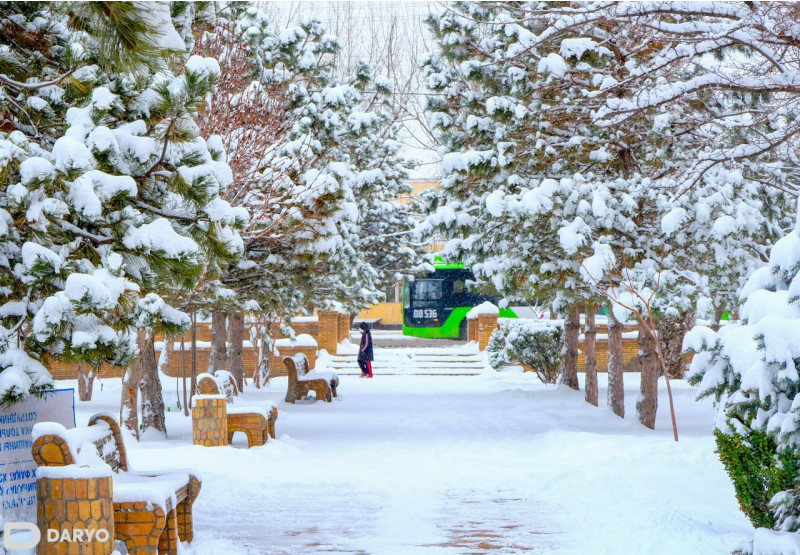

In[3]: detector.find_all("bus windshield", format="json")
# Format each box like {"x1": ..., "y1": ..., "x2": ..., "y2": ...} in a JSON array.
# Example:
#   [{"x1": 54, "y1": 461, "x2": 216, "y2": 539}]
[{"x1": 412, "y1": 279, "x2": 442, "y2": 301}]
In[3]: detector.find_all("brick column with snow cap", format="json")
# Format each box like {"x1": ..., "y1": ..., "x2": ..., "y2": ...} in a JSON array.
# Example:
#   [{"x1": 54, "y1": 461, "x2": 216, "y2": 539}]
[
  {"x1": 338, "y1": 312, "x2": 350, "y2": 342},
  {"x1": 317, "y1": 311, "x2": 340, "y2": 354},
  {"x1": 468, "y1": 302, "x2": 499, "y2": 350},
  {"x1": 192, "y1": 395, "x2": 227, "y2": 447}
]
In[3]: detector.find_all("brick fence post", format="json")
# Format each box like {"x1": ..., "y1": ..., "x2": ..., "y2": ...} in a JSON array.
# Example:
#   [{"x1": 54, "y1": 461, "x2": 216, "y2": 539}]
[
  {"x1": 477, "y1": 313, "x2": 499, "y2": 350},
  {"x1": 336, "y1": 313, "x2": 345, "y2": 343},
  {"x1": 467, "y1": 317, "x2": 478, "y2": 342},
  {"x1": 317, "y1": 311, "x2": 340, "y2": 353}
]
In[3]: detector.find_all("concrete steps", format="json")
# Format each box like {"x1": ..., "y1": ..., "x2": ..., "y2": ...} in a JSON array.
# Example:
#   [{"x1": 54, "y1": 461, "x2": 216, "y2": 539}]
[{"x1": 326, "y1": 350, "x2": 487, "y2": 375}]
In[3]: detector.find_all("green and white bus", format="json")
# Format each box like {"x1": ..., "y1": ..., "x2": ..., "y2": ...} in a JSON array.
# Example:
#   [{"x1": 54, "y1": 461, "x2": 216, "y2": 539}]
[{"x1": 402, "y1": 260, "x2": 520, "y2": 339}]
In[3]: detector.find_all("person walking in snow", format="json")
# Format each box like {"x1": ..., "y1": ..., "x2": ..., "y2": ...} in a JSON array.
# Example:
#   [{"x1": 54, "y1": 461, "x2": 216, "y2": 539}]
[{"x1": 358, "y1": 322, "x2": 374, "y2": 378}]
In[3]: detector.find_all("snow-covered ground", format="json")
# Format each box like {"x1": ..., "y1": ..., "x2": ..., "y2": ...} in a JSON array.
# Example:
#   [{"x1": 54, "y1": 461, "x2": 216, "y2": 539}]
[{"x1": 62, "y1": 364, "x2": 751, "y2": 554}]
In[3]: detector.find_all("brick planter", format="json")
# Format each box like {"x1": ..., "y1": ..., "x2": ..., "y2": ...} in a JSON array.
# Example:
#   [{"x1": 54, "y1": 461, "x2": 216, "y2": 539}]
[
  {"x1": 36, "y1": 468, "x2": 115, "y2": 554},
  {"x1": 192, "y1": 396, "x2": 227, "y2": 447}
]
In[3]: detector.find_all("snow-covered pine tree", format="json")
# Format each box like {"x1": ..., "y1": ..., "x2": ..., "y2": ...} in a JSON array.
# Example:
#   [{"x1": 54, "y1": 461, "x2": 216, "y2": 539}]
[
  {"x1": 338, "y1": 60, "x2": 431, "y2": 300},
  {"x1": 0, "y1": 2, "x2": 156, "y2": 406},
  {"x1": 197, "y1": 6, "x2": 422, "y2": 374},
  {"x1": 422, "y1": 1, "x2": 794, "y2": 429},
  {"x1": 553, "y1": 0, "x2": 800, "y2": 382},
  {"x1": 0, "y1": 4, "x2": 246, "y2": 435},
  {"x1": 420, "y1": 2, "x2": 617, "y2": 400},
  {"x1": 197, "y1": 7, "x2": 367, "y2": 361},
  {"x1": 686, "y1": 199, "x2": 800, "y2": 531}
]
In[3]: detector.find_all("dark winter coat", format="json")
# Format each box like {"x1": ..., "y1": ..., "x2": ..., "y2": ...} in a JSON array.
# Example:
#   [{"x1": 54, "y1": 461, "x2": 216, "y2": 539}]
[{"x1": 358, "y1": 329, "x2": 374, "y2": 362}]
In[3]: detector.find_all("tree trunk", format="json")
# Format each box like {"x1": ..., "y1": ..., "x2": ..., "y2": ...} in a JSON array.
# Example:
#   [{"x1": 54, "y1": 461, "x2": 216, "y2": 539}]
[
  {"x1": 76, "y1": 362, "x2": 96, "y2": 402},
  {"x1": 209, "y1": 310, "x2": 228, "y2": 373},
  {"x1": 190, "y1": 311, "x2": 197, "y2": 402},
  {"x1": 560, "y1": 306, "x2": 580, "y2": 390},
  {"x1": 656, "y1": 311, "x2": 695, "y2": 379},
  {"x1": 607, "y1": 310, "x2": 625, "y2": 418},
  {"x1": 228, "y1": 311, "x2": 245, "y2": 391},
  {"x1": 636, "y1": 318, "x2": 659, "y2": 430},
  {"x1": 139, "y1": 333, "x2": 167, "y2": 437},
  {"x1": 181, "y1": 333, "x2": 188, "y2": 417},
  {"x1": 253, "y1": 327, "x2": 263, "y2": 389},
  {"x1": 121, "y1": 331, "x2": 146, "y2": 439},
  {"x1": 584, "y1": 305, "x2": 598, "y2": 406},
  {"x1": 710, "y1": 307, "x2": 724, "y2": 332}
]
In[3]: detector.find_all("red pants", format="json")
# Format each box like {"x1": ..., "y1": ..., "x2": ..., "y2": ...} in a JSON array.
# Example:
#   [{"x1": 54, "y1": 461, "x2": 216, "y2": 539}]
[{"x1": 359, "y1": 360, "x2": 373, "y2": 377}]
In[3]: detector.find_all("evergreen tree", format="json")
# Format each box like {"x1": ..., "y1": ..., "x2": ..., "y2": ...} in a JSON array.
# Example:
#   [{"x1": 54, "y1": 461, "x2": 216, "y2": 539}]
[
  {"x1": 687, "y1": 200, "x2": 800, "y2": 531},
  {"x1": 421, "y1": 1, "x2": 792, "y2": 427},
  {"x1": 0, "y1": 3, "x2": 246, "y2": 436},
  {"x1": 337, "y1": 60, "x2": 431, "y2": 300},
  {"x1": 197, "y1": 5, "x2": 426, "y2": 381}
]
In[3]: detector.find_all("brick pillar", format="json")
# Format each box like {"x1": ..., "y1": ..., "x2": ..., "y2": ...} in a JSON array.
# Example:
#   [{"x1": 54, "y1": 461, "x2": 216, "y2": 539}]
[
  {"x1": 337, "y1": 313, "x2": 349, "y2": 342},
  {"x1": 477, "y1": 313, "x2": 499, "y2": 350},
  {"x1": 37, "y1": 470, "x2": 115, "y2": 554},
  {"x1": 467, "y1": 317, "x2": 478, "y2": 342},
  {"x1": 192, "y1": 396, "x2": 227, "y2": 446},
  {"x1": 317, "y1": 311, "x2": 340, "y2": 353}
]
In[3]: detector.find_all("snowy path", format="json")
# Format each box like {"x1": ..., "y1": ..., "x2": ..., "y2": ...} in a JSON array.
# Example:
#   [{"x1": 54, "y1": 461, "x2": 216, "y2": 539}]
[{"x1": 66, "y1": 363, "x2": 752, "y2": 554}]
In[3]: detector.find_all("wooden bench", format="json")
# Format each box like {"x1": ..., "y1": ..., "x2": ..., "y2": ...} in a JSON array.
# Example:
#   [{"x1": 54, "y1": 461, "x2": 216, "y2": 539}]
[
  {"x1": 283, "y1": 353, "x2": 339, "y2": 403},
  {"x1": 32, "y1": 414, "x2": 201, "y2": 555},
  {"x1": 195, "y1": 373, "x2": 278, "y2": 445}
]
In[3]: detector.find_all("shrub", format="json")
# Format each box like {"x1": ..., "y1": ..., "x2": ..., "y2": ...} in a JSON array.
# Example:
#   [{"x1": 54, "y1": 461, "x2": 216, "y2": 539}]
[
  {"x1": 487, "y1": 319, "x2": 563, "y2": 383},
  {"x1": 714, "y1": 427, "x2": 800, "y2": 529},
  {"x1": 684, "y1": 210, "x2": 800, "y2": 533}
]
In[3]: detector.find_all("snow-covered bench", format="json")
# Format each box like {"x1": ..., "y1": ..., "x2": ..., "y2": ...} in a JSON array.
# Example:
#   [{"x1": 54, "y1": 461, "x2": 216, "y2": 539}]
[
  {"x1": 195, "y1": 373, "x2": 277, "y2": 445},
  {"x1": 283, "y1": 353, "x2": 339, "y2": 403},
  {"x1": 31, "y1": 414, "x2": 201, "y2": 555},
  {"x1": 213, "y1": 369, "x2": 239, "y2": 402}
]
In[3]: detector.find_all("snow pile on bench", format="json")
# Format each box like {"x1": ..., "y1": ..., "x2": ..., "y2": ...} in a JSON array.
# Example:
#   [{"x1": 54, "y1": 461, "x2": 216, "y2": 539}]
[{"x1": 113, "y1": 470, "x2": 192, "y2": 510}]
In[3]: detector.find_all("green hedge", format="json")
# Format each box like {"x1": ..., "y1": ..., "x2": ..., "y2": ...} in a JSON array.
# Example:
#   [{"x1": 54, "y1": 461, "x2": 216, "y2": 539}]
[{"x1": 715, "y1": 427, "x2": 800, "y2": 529}]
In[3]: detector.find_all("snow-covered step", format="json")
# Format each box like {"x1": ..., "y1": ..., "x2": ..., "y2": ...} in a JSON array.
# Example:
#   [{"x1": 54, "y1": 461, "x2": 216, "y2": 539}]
[
  {"x1": 327, "y1": 360, "x2": 485, "y2": 367},
  {"x1": 329, "y1": 357, "x2": 485, "y2": 364},
  {"x1": 329, "y1": 368, "x2": 487, "y2": 372},
  {"x1": 330, "y1": 369, "x2": 484, "y2": 376},
  {"x1": 321, "y1": 345, "x2": 489, "y2": 375},
  {"x1": 328, "y1": 356, "x2": 485, "y2": 363}
]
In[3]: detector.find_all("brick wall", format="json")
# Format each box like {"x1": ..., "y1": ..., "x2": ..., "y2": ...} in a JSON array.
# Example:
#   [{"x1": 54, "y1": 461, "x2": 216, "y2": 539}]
[
  {"x1": 338, "y1": 313, "x2": 350, "y2": 342},
  {"x1": 577, "y1": 337, "x2": 641, "y2": 372},
  {"x1": 290, "y1": 320, "x2": 318, "y2": 338},
  {"x1": 46, "y1": 347, "x2": 258, "y2": 381}
]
